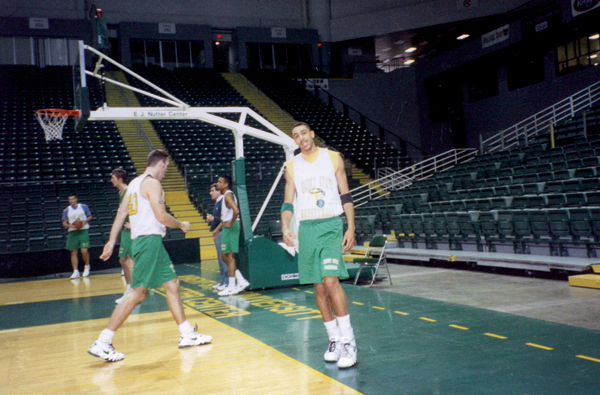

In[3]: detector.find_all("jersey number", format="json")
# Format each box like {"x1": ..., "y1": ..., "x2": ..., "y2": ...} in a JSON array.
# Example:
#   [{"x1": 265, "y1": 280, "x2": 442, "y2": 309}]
[{"x1": 128, "y1": 193, "x2": 138, "y2": 216}]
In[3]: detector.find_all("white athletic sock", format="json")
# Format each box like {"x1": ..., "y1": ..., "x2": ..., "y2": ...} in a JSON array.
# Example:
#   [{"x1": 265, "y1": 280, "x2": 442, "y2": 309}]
[
  {"x1": 99, "y1": 329, "x2": 115, "y2": 345},
  {"x1": 178, "y1": 320, "x2": 194, "y2": 337},
  {"x1": 324, "y1": 319, "x2": 341, "y2": 341},
  {"x1": 228, "y1": 277, "x2": 236, "y2": 288},
  {"x1": 126, "y1": 284, "x2": 131, "y2": 292},
  {"x1": 337, "y1": 315, "x2": 355, "y2": 346},
  {"x1": 235, "y1": 270, "x2": 246, "y2": 282}
]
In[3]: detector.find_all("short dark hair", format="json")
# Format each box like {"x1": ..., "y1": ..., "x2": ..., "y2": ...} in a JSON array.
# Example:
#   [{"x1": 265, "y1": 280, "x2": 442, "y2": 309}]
[
  {"x1": 111, "y1": 168, "x2": 127, "y2": 183},
  {"x1": 147, "y1": 149, "x2": 169, "y2": 167},
  {"x1": 292, "y1": 121, "x2": 311, "y2": 131},
  {"x1": 219, "y1": 174, "x2": 232, "y2": 187},
  {"x1": 69, "y1": 193, "x2": 77, "y2": 198}
]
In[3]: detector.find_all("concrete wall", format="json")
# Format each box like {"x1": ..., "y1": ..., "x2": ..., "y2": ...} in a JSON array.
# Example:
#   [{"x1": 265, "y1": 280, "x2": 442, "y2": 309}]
[
  {"x1": 328, "y1": 68, "x2": 420, "y2": 150},
  {"x1": 330, "y1": 0, "x2": 532, "y2": 42},
  {"x1": 1, "y1": 0, "x2": 304, "y2": 28}
]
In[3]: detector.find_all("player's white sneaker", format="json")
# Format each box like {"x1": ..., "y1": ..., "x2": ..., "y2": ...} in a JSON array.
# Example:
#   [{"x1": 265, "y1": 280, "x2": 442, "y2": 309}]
[
  {"x1": 216, "y1": 283, "x2": 228, "y2": 291},
  {"x1": 218, "y1": 286, "x2": 240, "y2": 296},
  {"x1": 82, "y1": 265, "x2": 90, "y2": 277},
  {"x1": 336, "y1": 339, "x2": 357, "y2": 369},
  {"x1": 121, "y1": 269, "x2": 125, "y2": 276},
  {"x1": 70, "y1": 270, "x2": 80, "y2": 279},
  {"x1": 178, "y1": 331, "x2": 212, "y2": 348},
  {"x1": 324, "y1": 339, "x2": 342, "y2": 362},
  {"x1": 88, "y1": 341, "x2": 125, "y2": 362},
  {"x1": 212, "y1": 283, "x2": 222, "y2": 290},
  {"x1": 235, "y1": 279, "x2": 250, "y2": 293},
  {"x1": 115, "y1": 290, "x2": 128, "y2": 304}
]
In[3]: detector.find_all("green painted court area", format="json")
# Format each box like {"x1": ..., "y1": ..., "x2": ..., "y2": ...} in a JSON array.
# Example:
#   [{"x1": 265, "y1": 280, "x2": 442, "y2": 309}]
[{"x1": 2, "y1": 262, "x2": 600, "y2": 395}]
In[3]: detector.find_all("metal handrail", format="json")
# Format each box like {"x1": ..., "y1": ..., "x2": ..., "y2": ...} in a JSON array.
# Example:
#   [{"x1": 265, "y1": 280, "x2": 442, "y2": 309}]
[
  {"x1": 481, "y1": 80, "x2": 600, "y2": 153},
  {"x1": 351, "y1": 148, "x2": 478, "y2": 207}
]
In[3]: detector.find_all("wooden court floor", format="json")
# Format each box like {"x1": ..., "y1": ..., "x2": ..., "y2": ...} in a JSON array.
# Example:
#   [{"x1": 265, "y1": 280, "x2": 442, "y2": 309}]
[{"x1": 2, "y1": 260, "x2": 600, "y2": 395}]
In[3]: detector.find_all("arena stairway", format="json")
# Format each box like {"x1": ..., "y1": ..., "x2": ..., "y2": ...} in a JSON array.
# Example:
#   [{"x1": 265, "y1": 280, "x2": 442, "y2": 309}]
[{"x1": 104, "y1": 71, "x2": 215, "y2": 260}]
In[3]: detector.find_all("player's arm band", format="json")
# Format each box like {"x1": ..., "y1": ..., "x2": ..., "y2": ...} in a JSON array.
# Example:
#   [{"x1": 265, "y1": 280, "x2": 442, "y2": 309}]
[
  {"x1": 281, "y1": 202, "x2": 294, "y2": 214},
  {"x1": 340, "y1": 193, "x2": 353, "y2": 205}
]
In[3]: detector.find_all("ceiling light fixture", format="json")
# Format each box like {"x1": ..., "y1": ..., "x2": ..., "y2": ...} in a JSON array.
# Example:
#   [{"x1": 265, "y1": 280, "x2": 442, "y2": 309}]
[
  {"x1": 590, "y1": 33, "x2": 599, "y2": 40},
  {"x1": 405, "y1": 47, "x2": 417, "y2": 53},
  {"x1": 591, "y1": 54, "x2": 598, "y2": 59},
  {"x1": 404, "y1": 59, "x2": 415, "y2": 65},
  {"x1": 457, "y1": 34, "x2": 470, "y2": 40}
]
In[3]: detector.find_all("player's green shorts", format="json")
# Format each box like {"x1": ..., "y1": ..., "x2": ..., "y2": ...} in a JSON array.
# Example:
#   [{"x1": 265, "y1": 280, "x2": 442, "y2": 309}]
[
  {"x1": 221, "y1": 221, "x2": 240, "y2": 254},
  {"x1": 65, "y1": 229, "x2": 90, "y2": 251},
  {"x1": 298, "y1": 216, "x2": 349, "y2": 285},
  {"x1": 118, "y1": 228, "x2": 133, "y2": 258},
  {"x1": 131, "y1": 235, "x2": 177, "y2": 289}
]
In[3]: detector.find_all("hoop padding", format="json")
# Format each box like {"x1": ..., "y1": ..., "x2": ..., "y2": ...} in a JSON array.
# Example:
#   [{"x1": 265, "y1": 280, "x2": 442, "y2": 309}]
[{"x1": 35, "y1": 109, "x2": 81, "y2": 142}]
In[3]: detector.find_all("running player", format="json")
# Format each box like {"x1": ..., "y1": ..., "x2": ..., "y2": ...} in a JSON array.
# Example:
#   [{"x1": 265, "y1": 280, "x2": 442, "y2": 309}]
[{"x1": 89, "y1": 150, "x2": 211, "y2": 361}]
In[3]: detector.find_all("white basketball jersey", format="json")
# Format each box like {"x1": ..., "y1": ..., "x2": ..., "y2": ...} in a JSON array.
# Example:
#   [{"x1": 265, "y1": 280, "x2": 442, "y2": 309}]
[
  {"x1": 66, "y1": 205, "x2": 90, "y2": 231},
  {"x1": 292, "y1": 148, "x2": 343, "y2": 221},
  {"x1": 221, "y1": 190, "x2": 239, "y2": 223},
  {"x1": 127, "y1": 173, "x2": 166, "y2": 239}
]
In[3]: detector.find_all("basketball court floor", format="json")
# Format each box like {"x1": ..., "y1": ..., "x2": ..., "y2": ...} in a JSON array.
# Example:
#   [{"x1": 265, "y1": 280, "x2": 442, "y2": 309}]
[{"x1": 2, "y1": 259, "x2": 600, "y2": 394}]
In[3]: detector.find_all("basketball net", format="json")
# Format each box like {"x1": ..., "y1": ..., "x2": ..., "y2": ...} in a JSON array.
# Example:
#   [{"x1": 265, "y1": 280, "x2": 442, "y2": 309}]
[{"x1": 35, "y1": 109, "x2": 81, "y2": 142}]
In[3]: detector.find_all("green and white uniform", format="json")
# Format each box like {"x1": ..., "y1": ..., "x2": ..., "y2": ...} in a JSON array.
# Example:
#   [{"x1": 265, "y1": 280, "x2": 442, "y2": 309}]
[
  {"x1": 288, "y1": 148, "x2": 349, "y2": 284},
  {"x1": 127, "y1": 173, "x2": 176, "y2": 289},
  {"x1": 221, "y1": 190, "x2": 240, "y2": 254},
  {"x1": 63, "y1": 203, "x2": 91, "y2": 251}
]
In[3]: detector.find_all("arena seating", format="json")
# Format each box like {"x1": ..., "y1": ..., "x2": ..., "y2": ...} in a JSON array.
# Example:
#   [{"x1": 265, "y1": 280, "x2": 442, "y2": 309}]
[
  {"x1": 355, "y1": 106, "x2": 600, "y2": 258},
  {"x1": 0, "y1": 65, "x2": 138, "y2": 253}
]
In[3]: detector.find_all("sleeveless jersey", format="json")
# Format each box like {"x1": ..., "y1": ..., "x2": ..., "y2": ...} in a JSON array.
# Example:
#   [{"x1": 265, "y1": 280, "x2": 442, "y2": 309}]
[
  {"x1": 127, "y1": 173, "x2": 166, "y2": 239},
  {"x1": 64, "y1": 204, "x2": 91, "y2": 231},
  {"x1": 292, "y1": 148, "x2": 343, "y2": 221},
  {"x1": 221, "y1": 190, "x2": 239, "y2": 223}
]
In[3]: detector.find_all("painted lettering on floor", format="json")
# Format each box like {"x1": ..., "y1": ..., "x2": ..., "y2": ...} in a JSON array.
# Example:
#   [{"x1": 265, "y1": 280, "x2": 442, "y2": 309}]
[{"x1": 173, "y1": 275, "x2": 322, "y2": 320}]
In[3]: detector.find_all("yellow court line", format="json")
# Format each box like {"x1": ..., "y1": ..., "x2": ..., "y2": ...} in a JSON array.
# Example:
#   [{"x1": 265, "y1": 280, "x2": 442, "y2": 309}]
[
  {"x1": 153, "y1": 286, "x2": 362, "y2": 394},
  {"x1": 305, "y1": 291, "x2": 314, "y2": 294},
  {"x1": 5, "y1": 301, "x2": 25, "y2": 305},
  {"x1": 449, "y1": 325, "x2": 469, "y2": 330},
  {"x1": 577, "y1": 355, "x2": 600, "y2": 363},
  {"x1": 352, "y1": 301, "x2": 364, "y2": 306},
  {"x1": 292, "y1": 288, "x2": 301, "y2": 291},
  {"x1": 372, "y1": 306, "x2": 385, "y2": 310},
  {"x1": 526, "y1": 342, "x2": 553, "y2": 351},
  {"x1": 394, "y1": 311, "x2": 409, "y2": 316},
  {"x1": 419, "y1": 317, "x2": 436, "y2": 322},
  {"x1": 484, "y1": 333, "x2": 507, "y2": 339}
]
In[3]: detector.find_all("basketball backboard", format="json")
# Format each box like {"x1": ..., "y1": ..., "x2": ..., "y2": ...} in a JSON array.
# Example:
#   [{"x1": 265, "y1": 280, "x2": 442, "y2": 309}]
[{"x1": 73, "y1": 40, "x2": 90, "y2": 132}]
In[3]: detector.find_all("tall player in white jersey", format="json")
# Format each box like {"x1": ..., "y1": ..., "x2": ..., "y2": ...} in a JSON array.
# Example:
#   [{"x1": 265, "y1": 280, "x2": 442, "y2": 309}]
[
  {"x1": 281, "y1": 122, "x2": 358, "y2": 369},
  {"x1": 88, "y1": 150, "x2": 212, "y2": 362}
]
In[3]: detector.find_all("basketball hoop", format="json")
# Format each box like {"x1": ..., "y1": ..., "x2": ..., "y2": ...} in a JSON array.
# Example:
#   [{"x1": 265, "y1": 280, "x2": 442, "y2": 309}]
[{"x1": 35, "y1": 109, "x2": 81, "y2": 142}]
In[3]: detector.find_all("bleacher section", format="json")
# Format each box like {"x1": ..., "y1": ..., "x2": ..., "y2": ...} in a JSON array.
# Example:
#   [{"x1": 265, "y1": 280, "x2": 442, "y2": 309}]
[
  {"x1": 0, "y1": 65, "x2": 191, "y2": 255},
  {"x1": 354, "y1": 105, "x2": 600, "y2": 273},
  {"x1": 3, "y1": 62, "x2": 599, "y2": 281}
]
